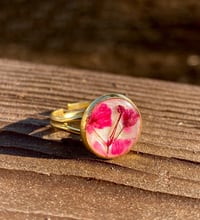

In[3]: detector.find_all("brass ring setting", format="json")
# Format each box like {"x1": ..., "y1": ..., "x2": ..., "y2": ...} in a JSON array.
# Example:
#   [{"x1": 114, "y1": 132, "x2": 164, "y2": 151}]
[{"x1": 50, "y1": 94, "x2": 142, "y2": 159}]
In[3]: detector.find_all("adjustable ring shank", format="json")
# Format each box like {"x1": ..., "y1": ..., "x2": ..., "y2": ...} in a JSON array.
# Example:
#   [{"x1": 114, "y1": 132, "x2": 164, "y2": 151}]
[
  {"x1": 67, "y1": 101, "x2": 90, "y2": 111},
  {"x1": 50, "y1": 120, "x2": 81, "y2": 134},
  {"x1": 50, "y1": 101, "x2": 90, "y2": 134},
  {"x1": 50, "y1": 109, "x2": 84, "y2": 122}
]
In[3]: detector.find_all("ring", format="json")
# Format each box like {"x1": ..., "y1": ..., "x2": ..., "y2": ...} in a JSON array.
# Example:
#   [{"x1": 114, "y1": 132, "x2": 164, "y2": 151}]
[{"x1": 50, "y1": 94, "x2": 142, "y2": 159}]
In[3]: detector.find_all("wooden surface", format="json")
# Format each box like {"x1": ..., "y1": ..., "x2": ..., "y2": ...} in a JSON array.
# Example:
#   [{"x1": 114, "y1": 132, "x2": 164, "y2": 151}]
[{"x1": 0, "y1": 59, "x2": 199, "y2": 219}]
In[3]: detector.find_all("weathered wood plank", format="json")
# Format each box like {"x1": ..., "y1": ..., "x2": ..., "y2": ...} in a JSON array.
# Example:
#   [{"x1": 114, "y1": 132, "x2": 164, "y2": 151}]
[
  {"x1": 0, "y1": 134, "x2": 200, "y2": 200},
  {"x1": 0, "y1": 210, "x2": 66, "y2": 220},
  {"x1": 0, "y1": 59, "x2": 199, "y2": 219},
  {"x1": 0, "y1": 168, "x2": 199, "y2": 220}
]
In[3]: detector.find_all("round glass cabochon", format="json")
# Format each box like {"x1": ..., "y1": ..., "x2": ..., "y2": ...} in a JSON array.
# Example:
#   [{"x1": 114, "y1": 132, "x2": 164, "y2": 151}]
[{"x1": 81, "y1": 94, "x2": 142, "y2": 159}]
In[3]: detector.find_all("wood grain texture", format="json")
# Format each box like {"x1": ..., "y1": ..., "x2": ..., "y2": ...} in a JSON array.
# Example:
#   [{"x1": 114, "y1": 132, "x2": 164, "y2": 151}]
[{"x1": 0, "y1": 59, "x2": 199, "y2": 219}]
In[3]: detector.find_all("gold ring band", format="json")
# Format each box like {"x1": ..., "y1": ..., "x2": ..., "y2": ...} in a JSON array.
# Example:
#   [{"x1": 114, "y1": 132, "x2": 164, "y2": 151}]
[{"x1": 50, "y1": 101, "x2": 90, "y2": 134}]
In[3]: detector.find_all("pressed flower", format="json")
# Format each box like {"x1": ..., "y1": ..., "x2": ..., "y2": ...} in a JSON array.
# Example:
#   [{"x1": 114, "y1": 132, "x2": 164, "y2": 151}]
[
  {"x1": 122, "y1": 109, "x2": 139, "y2": 128},
  {"x1": 86, "y1": 103, "x2": 112, "y2": 133},
  {"x1": 84, "y1": 96, "x2": 141, "y2": 159},
  {"x1": 117, "y1": 105, "x2": 125, "y2": 114},
  {"x1": 111, "y1": 139, "x2": 131, "y2": 155}
]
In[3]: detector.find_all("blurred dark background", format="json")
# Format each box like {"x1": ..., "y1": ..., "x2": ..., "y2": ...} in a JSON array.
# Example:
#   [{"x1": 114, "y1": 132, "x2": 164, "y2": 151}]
[{"x1": 0, "y1": 0, "x2": 200, "y2": 84}]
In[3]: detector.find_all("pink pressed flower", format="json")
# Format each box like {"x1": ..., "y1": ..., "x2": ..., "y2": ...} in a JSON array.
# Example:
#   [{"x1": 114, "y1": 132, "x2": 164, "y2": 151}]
[
  {"x1": 85, "y1": 97, "x2": 141, "y2": 159},
  {"x1": 122, "y1": 109, "x2": 139, "y2": 128},
  {"x1": 111, "y1": 139, "x2": 131, "y2": 156},
  {"x1": 117, "y1": 105, "x2": 125, "y2": 114},
  {"x1": 86, "y1": 103, "x2": 112, "y2": 133}
]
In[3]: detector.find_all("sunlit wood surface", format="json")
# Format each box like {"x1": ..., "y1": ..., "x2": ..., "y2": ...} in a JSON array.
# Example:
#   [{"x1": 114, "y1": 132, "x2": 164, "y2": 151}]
[{"x1": 0, "y1": 59, "x2": 199, "y2": 219}]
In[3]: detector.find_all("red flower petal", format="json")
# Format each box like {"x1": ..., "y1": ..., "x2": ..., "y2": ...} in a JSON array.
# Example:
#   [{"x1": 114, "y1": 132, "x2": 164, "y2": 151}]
[
  {"x1": 111, "y1": 139, "x2": 131, "y2": 156},
  {"x1": 117, "y1": 105, "x2": 125, "y2": 114},
  {"x1": 122, "y1": 109, "x2": 139, "y2": 128},
  {"x1": 86, "y1": 103, "x2": 112, "y2": 133}
]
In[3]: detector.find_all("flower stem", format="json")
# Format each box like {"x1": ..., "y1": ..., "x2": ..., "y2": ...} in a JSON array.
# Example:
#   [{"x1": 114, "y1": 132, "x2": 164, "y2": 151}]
[
  {"x1": 115, "y1": 127, "x2": 124, "y2": 140},
  {"x1": 106, "y1": 111, "x2": 123, "y2": 147},
  {"x1": 93, "y1": 129, "x2": 105, "y2": 145}
]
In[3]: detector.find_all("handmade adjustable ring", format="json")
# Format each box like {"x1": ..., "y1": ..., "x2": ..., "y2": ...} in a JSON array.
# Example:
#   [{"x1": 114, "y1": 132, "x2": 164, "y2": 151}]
[{"x1": 50, "y1": 94, "x2": 142, "y2": 159}]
